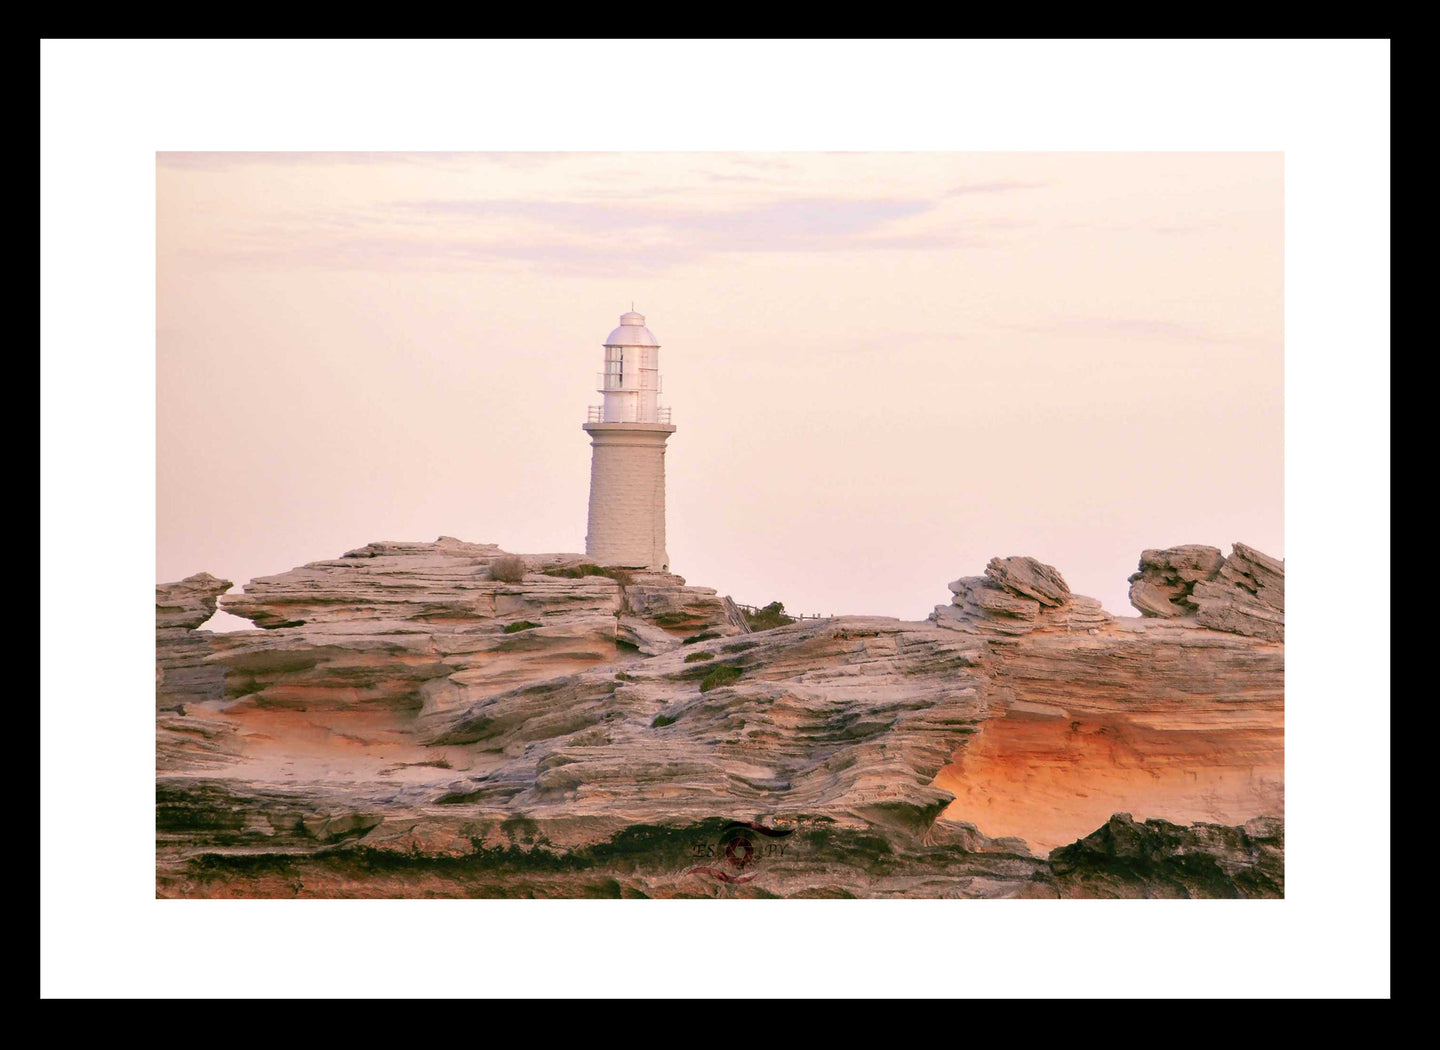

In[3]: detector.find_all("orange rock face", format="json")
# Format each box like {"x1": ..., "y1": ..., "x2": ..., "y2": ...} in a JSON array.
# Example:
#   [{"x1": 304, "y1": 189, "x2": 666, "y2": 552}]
[
  {"x1": 930, "y1": 549, "x2": 1284, "y2": 855},
  {"x1": 935, "y1": 691, "x2": 1282, "y2": 854},
  {"x1": 933, "y1": 622, "x2": 1283, "y2": 854}
]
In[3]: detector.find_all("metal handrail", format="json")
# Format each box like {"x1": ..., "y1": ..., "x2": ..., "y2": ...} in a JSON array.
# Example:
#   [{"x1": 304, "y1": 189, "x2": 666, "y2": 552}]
[{"x1": 732, "y1": 602, "x2": 831, "y2": 620}]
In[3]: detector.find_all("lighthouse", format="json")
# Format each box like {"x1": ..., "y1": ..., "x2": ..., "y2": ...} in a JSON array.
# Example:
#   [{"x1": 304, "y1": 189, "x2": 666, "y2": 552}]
[{"x1": 583, "y1": 309, "x2": 677, "y2": 571}]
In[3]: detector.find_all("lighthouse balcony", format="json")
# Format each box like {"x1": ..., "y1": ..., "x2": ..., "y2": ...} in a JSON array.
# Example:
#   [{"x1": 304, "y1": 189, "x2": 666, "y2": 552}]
[{"x1": 588, "y1": 405, "x2": 672, "y2": 424}]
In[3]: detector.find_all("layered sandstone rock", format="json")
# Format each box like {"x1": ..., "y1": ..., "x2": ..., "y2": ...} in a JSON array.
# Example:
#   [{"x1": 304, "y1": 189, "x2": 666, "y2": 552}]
[
  {"x1": 935, "y1": 556, "x2": 1109, "y2": 636},
  {"x1": 156, "y1": 540, "x2": 1284, "y2": 898},
  {"x1": 930, "y1": 551, "x2": 1282, "y2": 855},
  {"x1": 986, "y1": 555, "x2": 1071, "y2": 607},
  {"x1": 199, "y1": 538, "x2": 741, "y2": 725},
  {"x1": 1127, "y1": 545, "x2": 1225, "y2": 617},
  {"x1": 1129, "y1": 542, "x2": 1284, "y2": 642},
  {"x1": 155, "y1": 573, "x2": 232, "y2": 713},
  {"x1": 1193, "y1": 542, "x2": 1286, "y2": 642},
  {"x1": 157, "y1": 572, "x2": 232, "y2": 630}
]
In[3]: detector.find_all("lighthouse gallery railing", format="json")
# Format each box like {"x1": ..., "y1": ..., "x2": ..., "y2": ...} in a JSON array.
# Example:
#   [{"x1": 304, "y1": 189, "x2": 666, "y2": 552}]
[{"x1": 587, "y1": 405, "x2": 672, "y2": 424}]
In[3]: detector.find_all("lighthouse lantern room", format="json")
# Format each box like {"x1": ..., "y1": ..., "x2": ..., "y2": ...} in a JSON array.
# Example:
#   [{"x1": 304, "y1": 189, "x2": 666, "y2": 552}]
[{"x1": 592, "y1": 310, "x2": 671, "y2": 424}]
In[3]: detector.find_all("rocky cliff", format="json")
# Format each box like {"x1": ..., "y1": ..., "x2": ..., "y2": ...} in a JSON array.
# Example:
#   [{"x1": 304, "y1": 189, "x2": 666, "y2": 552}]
[{"x1": 156, "y1": 540, "x2": 1283, "y2": 898}]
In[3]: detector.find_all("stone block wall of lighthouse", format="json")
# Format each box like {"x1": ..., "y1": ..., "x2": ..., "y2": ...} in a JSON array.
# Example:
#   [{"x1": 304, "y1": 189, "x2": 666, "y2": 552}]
[{"x1": 582, "y1": 422, "x2": 674, "y2": 570}]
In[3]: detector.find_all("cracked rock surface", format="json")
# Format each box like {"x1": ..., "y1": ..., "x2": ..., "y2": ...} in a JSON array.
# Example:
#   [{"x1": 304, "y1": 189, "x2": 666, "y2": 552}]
[{"x1": 156, "y1": 538, "x2": 1283, "y2": 898}]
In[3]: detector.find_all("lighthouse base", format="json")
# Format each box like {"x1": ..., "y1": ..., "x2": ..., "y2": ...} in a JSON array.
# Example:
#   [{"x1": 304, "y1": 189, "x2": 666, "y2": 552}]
[{"x1": 582, "y1": 422, "x2": 677, "y2": 571}]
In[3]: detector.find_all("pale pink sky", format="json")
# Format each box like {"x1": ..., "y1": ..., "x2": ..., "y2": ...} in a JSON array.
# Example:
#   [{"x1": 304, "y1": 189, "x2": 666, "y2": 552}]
[{"x1": 157, "y1": 152, "x2": 1282, "y2": 619}]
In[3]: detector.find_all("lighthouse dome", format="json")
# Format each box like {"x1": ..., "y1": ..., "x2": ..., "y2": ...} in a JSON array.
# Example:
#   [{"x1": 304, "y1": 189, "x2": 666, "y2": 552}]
[{"x1": 604, "y1": 310, "x2": 660, "y2": 347}]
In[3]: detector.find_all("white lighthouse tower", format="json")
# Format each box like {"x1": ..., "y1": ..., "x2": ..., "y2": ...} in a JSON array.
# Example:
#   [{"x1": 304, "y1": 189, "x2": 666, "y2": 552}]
[{"x1": 583, "y1": 309, "x2": 676, "y2": 571}]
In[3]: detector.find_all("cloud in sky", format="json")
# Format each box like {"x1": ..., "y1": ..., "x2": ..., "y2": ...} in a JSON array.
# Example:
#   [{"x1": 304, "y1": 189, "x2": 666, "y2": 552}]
[
  {"x1": 946, "y1": 180, "x2": 1048, "y2": 195},
  {"x1": 1001, "y1": 316, "x2": 1242, "y2": 345},
  {"x1": 159, "y1": 152, "x2": 1052, "y2": 273},
  {"x1": 397, "y1": 194, "x2": 937, "y2": 241},
  {"x1": 196, "y1": 195, "x2": 995, "y2": 272},
  {"x1": 157, "y1": 151, "x2": 536, "y2": 169}
]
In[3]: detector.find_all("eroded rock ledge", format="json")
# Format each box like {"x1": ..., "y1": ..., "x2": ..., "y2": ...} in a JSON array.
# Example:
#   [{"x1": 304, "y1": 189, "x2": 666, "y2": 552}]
[
  {"x1": 935, "y1": 555, "x2": 1110, "y2": 636},
  {"x1": 156, "y1": 538, "x2": 1284, "y2": 898},
  {"x1": 156, "y1": 573, "x2": 232, "y2": 715},
  {"x1": 1128, "y1": 542, "x2": 1285, "y2": 641}
]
